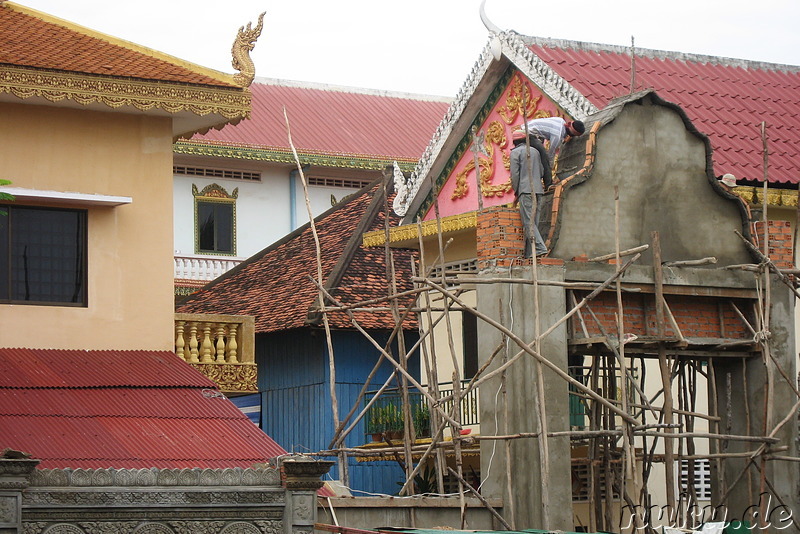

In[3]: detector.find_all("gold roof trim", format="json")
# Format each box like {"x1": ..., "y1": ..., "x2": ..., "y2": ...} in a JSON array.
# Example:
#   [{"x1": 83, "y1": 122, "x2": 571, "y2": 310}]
[
  {"x1": 732, "y1": 186, "x2": 798, "y2": 208},
  {"x1": 363, "y1": 211, "x2": 477, "y2": 247},
  {"x1": 0, "y1": 65, "x2": 251, "y2": 119}
]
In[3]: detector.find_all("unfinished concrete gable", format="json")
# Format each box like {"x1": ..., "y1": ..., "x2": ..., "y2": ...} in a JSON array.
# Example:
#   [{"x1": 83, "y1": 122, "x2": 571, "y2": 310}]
[{"x1": 543, "y1": 91, "x2": 752, "y2": 265}]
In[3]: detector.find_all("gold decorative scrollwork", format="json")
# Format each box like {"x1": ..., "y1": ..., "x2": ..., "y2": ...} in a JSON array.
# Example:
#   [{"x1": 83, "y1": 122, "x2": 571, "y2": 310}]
[
  {"x1": 192, "y1": 183, "x2": 238, "y2": 199},
  {"x1": 450, "y1": 73, "x2": 558, "y2": 202},
  {"x1": 451, "y1": 120, "x2": 512, "y2": 200},
  {"x1": 497, "y1": 72, "x2": 553, "y2": 124},
  {"x1": 192, "y1": 363, "x2": 257, "y2": 393}
]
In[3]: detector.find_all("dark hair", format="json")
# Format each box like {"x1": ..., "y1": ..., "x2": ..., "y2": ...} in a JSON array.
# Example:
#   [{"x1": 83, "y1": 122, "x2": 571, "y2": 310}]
[{"x1": 571, "y1": 120, "x2": 586, "y2": 135}]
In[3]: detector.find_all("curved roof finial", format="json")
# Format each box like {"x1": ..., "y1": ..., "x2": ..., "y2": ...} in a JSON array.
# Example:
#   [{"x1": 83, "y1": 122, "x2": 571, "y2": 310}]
[{"x1": 479, "y1": 0, "x2": 502, "y2": 34}]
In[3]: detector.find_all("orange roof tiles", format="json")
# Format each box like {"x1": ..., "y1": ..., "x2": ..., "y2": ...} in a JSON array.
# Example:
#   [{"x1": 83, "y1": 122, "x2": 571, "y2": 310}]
[
  {"x1": 176, "y1": 182, "x2": 417, "y2": 333},
  {"x1": 0, "y1": 3, "x2": 234, "y2": 87},
  {"x1": 530, "y1": 43, "x2": 800, "y2": 184}
]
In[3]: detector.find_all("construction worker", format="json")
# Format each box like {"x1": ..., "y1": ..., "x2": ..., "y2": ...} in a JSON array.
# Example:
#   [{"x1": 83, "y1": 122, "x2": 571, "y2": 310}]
[
  {"x1": 510, "y1": 130, "x2": 551, "y2": 258},
  {"x1": 524, "y1": 116, "x2": 586, "y2": 164}
]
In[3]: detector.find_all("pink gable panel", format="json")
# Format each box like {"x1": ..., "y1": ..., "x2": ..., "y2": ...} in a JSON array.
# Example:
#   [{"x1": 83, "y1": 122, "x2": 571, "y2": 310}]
[{"x1": 424, "y1": 72, "x2": 568, "y2": 220}]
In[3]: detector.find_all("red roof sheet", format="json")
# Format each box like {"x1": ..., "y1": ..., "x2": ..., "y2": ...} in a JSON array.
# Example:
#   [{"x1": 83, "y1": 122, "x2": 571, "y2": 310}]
[
  {"x1": 0, "y1": 3, "x2": 234, "y2": 87},
  {"x1": 0, "y1": 349, "x2": 287, "y2": 469},
  {"x1": 189, "y1": 82, "x2": 450, "y2": 161},
  {"x1": 530, "y1": 43, "x2": 800, "y2": 184},
  {"x1": 176, "y1": 183, "x2": 418, "y2": 333}
]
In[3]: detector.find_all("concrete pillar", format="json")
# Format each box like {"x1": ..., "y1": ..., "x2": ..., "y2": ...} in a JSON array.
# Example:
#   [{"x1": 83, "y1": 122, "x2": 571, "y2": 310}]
[
  {"x1": 0, "y1": 457, "x2": 39, "y2": 534},
  {"x1": 712, "y1": 277, "x2": 798, "y2": 529},
  {"x1": 281, "y1": 458, "x2": 334, "y2": 534},
  {"x1": 477, "y1": 264, "x2": 573, "y2": 530}
]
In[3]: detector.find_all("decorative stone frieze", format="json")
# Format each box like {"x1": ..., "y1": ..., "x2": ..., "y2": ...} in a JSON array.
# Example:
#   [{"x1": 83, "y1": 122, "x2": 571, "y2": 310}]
[
  {"x1": 280, "y1": 459, "x2": 334, "y2": 491},
  {"x1": 0, "y1": 459, "x2": 39, "y2": 489}
]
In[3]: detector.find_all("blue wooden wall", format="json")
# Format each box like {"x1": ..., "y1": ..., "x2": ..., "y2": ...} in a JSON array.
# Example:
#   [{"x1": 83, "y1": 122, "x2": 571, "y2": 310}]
[{"x1": 256, "y1": 327, "x2": 420, "y2": 495}]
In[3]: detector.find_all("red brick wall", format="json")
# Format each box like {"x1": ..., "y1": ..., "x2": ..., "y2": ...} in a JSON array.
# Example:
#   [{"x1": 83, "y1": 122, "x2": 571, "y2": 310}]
[
  {"x1": 572, "y1": 292, "x2": 753, "y2": 341},
  {"x1": 751, "y1": 220, "x2": 795, "y2": 269},
  {"x1": 476, "y1": 205, "x2": 525, "y2": 268}
]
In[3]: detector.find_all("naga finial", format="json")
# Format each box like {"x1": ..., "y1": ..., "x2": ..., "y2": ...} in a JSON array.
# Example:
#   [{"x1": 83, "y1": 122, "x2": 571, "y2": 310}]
[{"x1": 231, "y1": 12, "x2": 265, "y2": 87}]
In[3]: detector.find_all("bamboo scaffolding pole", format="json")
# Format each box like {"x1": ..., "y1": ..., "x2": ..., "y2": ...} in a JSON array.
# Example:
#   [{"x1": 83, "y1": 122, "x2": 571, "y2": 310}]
[
  {"x1": 429, "y1": 165, "x2": 467, "y2": 527},
  {"x1": 378, "y1": 171, "x2": 416, "y2": 495},
  {"x1": 652, "y1": 231, "x2": 677, "y2": 512},
  {"x1": 414, "y1": 222, "x2": 447, "y2": 495},
  {"x1": 499, "y1": 301, "x2": 516, "y2": 529},
  {"x1": 587, "y1": 244, "x2": 649, "y2": 262},
  {"x1": 284, "y1": 107, "x2": 346, "y2": 484},
  {"x1": 411, "y1": 276, "x2": 642, "y2": 290},
  {"x1": 612, "y1": 186, "x2": 641, "y2": 531}
]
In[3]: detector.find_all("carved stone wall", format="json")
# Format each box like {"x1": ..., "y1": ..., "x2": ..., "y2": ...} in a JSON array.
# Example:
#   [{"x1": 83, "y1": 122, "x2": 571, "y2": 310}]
[{"x1": 14, "y1": 467, "x2": 286, "y2": 534}]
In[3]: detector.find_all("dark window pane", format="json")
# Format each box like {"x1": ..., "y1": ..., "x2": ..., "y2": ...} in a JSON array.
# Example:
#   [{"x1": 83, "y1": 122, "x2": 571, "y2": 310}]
[
  {"x1": 462, "y1": 311, "x2": 478, "y2": 378},
  {"x1": 198, "y1": 203, "x2": 216, "y2": 251},
  {"x1": 197, "y1": 201, "x2": 234, "y2": 254},
  {"x1": 215, "y1": 204, "x2": 233, "y2": 253},
  {"x1": 0, "y1": 206, "x2": 86, "y2": 305},
  {"x1": 0, "y1": 213, "x2": 8, "y2": 300}
]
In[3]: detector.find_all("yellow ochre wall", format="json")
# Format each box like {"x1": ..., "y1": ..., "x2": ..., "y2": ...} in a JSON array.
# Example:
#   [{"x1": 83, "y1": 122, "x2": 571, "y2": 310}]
[{"x1": 0, "y1": 102, "x2": 175, "y2": 350}]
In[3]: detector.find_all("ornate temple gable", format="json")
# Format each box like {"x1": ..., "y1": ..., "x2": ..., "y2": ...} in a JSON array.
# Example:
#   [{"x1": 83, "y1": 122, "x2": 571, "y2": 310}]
[
  {"x1": 393, "y1": 31, "x2": 598, "y2": 222},
  {"x1": 418, "y1": 69, "x2": 569, "y2": 221}
]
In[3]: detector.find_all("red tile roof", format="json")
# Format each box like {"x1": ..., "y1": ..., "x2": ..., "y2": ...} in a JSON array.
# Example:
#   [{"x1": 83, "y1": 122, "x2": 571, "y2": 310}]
[
  {"x1": 530, "y1": 41, "x2": 800, "y2": 184},
  {"x1": 0, "y1": 348, "x2": 287, "y2": 469},
  {"x1": 186, "y1": 81, "x2": 451, "y2": 162},
  {"x1": 0, "y1": 3, "x2": 234, "y2": 87},
  {"x1": 176, "y1": 181, "x2": 418, "y2": 333}
]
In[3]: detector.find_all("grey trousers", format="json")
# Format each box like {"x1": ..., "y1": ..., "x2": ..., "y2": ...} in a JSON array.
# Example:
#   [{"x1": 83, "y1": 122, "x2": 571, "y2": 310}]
[{"x1": 518, "y1": 193, "x2": 547, "y2": 257}]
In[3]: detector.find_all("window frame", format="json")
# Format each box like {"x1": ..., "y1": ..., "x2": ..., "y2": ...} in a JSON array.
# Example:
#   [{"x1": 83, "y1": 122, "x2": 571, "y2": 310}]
[
  {"x1": 0, "y1": 204, "x2": 88, "y2": 307},
  {"x1": 192, "y1": 183, "x2": 237, "y2": 256}
]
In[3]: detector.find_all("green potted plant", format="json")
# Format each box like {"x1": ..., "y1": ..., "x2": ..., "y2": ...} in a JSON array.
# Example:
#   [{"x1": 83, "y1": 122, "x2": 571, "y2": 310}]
[{"x1": 413, "y1": 403, "x2": 431, "y2": 438}]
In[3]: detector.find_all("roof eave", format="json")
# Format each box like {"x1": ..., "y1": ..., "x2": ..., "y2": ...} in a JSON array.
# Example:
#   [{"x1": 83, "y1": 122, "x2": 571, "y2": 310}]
[{"x1": 0, "y1": 65, "x2": 251, "y2": 137}]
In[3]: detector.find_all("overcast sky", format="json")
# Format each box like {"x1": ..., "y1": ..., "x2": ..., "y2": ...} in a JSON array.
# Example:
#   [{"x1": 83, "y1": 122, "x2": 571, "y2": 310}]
[{"x1": 19, "y1": 0, "x2": 800, "y2": 97}]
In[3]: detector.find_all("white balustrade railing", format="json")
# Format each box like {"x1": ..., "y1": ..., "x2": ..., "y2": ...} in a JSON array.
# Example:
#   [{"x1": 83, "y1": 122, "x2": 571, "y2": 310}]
[{"x1": 174, "y1": 254, "x2": 245, "y2": 281}]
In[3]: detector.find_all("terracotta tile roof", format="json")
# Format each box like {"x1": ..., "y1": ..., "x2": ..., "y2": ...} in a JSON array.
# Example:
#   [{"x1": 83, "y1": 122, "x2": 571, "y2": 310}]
[
  {"x1": 0, "y1": 3, "x2": 234, "y2": 87},
  {"x1": 176, "y1": 181, "x2": 418, "y2": 333},
  {"x1": 184, "y1": 81, "x2": 451, "y2": 162},
  {"x1": 530, "y1": 41, "x2": 800, "y2": 184},
  {"x1": 0, "y1": 348, "x2": 287, "y2": 468}
]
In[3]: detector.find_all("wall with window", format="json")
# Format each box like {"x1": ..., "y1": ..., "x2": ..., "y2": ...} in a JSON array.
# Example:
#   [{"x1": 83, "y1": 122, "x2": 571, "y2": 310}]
[
  {"x1": 0, "y1": 103, "x2": 175, "y2": 350},
  {"x1": 172, "y1": 159, "x2": 377, "y2": 263}
]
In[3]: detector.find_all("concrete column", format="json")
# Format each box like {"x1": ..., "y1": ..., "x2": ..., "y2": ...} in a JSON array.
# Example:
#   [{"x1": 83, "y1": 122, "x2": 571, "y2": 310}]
[
  {"x1": 712, "y1": 277, "x2": 798, "y2": 529},
  {"x1": 0, "y1": 457, "x2": 39, "y2": 534},
  {"x1": 281, "y1": 458, "x2": 334, "y2": 534},
  {"x1": 477, "y1": 264, "x2": 573, "y2": 530}
]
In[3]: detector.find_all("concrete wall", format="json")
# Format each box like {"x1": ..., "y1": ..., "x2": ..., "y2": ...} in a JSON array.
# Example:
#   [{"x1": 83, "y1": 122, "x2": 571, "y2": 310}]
[
  {"x1": 553, "y1": 100, "x2": 751, "y2": 267},
  {"x1": 476, "y1": 264, "x2": 573, "y2": 530},
  {"x1": 173, "y1": 157, "x2": 377, "y2": 260},
  {"x1": 317, "y1": 497, "x2": 501, "y2": 531},
  {"x1": 0, "y1": 103, "x2": 175, "y2": 350}
]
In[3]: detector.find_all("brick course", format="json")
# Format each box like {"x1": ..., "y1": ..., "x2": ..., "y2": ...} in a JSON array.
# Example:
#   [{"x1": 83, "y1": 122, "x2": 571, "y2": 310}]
[{"x1": 572, "y1": 292, "x2": 753, "y2": 341}]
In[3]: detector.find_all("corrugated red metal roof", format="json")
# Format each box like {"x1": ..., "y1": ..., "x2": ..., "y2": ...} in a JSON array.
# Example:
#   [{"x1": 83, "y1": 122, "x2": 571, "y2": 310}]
[
  {"x1": 530, "y1": 42, "x2": 800, "y2": 184},
  {"x1": 0, "y1": 3, "x2": 234, "y2": 87},
  {"x1": 189, "y1": 81, "x2": 450, "y2": 161},
  {"x1": 0, "y1": 349, "x2": 287, "y2": 469}
]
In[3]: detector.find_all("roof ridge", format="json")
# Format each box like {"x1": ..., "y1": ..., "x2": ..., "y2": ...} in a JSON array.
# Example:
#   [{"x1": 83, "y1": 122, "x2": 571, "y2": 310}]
[
  {"x1": 521, "y1": 34, "x2": 800, "y2": 73},
  {"x1": 6, "y1": 1, "x2": 239, "y2": 86},
  {"x1": 252, "y1": 76, "x2": 454, "y2": 102}
]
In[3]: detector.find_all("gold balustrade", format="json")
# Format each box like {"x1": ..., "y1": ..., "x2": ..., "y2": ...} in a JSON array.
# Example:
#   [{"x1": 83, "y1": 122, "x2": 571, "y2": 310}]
[{"x1": 174, "y1": 313, "x2": 257, "y2": 394}]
